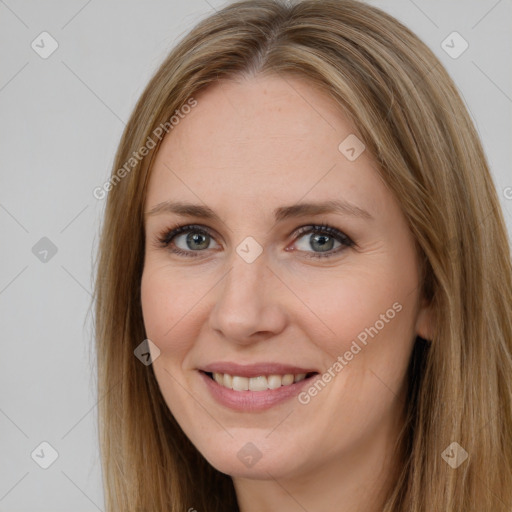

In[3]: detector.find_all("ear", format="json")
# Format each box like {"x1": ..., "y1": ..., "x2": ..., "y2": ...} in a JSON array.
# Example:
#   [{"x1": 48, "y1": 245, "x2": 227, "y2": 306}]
[{"x1": 415, "y1": 295, "x2": 434, "y2": 341}]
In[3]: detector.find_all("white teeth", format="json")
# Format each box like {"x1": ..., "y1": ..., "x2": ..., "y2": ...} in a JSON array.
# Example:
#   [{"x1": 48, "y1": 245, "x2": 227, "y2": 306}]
[
  {"x1": 249, "y1": 376, "x2": 268, "y2": 391},
  {"x1": 281, "y1": 374, "x2": 294, "y2": 386},
  {"x1": 232, "y1": 376, "x2": 249, "y2": 391},
  {"x1": 267, "y1": 375, "x2": 282, "y2": 389},
  {"x1": 211, "y1": 372, "x2": 309, "y2": 391},
  {"x1": 223, "y1": 373, "x2": 233, "y2": 389}
]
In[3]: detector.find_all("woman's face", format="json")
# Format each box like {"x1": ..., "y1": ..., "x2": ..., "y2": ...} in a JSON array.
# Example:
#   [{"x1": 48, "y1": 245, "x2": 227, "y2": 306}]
[{"x1": 141, "y1": 74, "x2": 432, "y2": 481}]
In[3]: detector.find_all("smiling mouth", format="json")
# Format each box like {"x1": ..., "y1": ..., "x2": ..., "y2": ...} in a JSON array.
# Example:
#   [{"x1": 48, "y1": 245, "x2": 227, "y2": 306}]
[{"x1": 202, "y1": 371, "x2": 319, "y2": 391}]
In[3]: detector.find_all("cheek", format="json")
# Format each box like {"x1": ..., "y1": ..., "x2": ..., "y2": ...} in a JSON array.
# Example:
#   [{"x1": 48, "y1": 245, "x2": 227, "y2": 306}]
[
  {"x1": 292, "y1": 257, "x2": 418, "y2": 400},
  {"x1": 294, "y1": 276, "x2": 416, "y2": 438},
  {"x1": 291, "y1": 265, "x2": 406, "y2": 346},
  {"x1": 140, "y1": 266, "x2": 201, "y2": 419},
  {"x1": 140, "y1": 264, "x2": 196, "y2": 357}
]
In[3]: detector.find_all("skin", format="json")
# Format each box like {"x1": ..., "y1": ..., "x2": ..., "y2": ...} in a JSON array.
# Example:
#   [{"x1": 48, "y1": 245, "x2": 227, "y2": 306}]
[{"x1": 141, "y1": 74, "x2": 433, "y2": 511}]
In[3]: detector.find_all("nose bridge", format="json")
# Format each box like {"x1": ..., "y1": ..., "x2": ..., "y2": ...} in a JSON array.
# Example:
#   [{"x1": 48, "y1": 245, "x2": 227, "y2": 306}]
[
  {"x1": 219, "y1": 250, "x2": 268, "y2": 314},
  {"x1": 221, "y1": 232, "x2": 269, "y2": 300},
  {"x1": 209, "y1": 248, "x2": 284, "y2": 341}
]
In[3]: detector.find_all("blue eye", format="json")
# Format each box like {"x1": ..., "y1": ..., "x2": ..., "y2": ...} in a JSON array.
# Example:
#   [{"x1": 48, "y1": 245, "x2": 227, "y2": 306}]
[
  {"x1": 155, "y1": 224, "x2": 218, "y2": 258},
  {"x1": 292, "y1": 224, "x2": 354, "y2": 258},
  {"x1": 154, "y1": 223, "x2": 354, "y2": 259}
]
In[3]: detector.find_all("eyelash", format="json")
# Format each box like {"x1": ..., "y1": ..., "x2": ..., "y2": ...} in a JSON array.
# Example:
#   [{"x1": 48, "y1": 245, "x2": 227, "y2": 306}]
[{"x1": 153, "y1": 222, "x2": 355, "y2": 259}]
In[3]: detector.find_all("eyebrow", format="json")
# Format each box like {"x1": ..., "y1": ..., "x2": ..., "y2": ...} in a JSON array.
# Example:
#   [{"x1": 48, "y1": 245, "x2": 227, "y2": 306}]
[{"x1": 144, "y1": 199, "x2": 373, "y2": 223}]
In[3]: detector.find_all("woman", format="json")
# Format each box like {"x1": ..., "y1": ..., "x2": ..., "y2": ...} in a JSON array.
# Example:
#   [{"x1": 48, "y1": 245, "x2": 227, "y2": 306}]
[{"x1": 93, "y1": 1, "x2": 512, "y2": 510}]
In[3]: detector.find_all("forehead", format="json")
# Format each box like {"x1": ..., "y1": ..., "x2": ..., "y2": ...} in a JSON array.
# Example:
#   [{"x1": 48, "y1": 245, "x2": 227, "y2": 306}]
[
  {"x1": 164, "y1": 74, "x2": 351, "y2": 160},
  {"x1": 145, "y1": 74, "x2": 388, "y2": 219}
]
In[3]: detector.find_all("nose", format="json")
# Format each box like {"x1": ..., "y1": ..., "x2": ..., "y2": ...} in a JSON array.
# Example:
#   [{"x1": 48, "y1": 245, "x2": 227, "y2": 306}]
[{"x1": 208, "y1": 255, "x2": 288, "y2": 345}]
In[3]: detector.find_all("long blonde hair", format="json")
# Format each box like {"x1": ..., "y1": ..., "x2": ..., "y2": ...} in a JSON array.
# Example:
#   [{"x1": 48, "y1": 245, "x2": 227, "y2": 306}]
[{"x1": 92, "y1": 1, "x2": 512, "y2": 510}]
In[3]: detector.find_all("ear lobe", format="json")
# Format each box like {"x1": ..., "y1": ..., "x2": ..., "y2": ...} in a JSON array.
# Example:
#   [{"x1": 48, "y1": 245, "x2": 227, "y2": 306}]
[{"x1": 415, "y1": 296, "x2": 434, "y2": 341}]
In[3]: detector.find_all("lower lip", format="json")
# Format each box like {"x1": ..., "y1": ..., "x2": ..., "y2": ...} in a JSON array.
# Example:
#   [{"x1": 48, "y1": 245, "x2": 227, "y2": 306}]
[{"x1": 199, "y1": 371, "x2": 317, "y2": 412}]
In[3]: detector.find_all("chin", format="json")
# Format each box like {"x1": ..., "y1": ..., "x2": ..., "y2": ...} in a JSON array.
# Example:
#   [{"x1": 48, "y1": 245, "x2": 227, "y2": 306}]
[{"x1": 195, "y1": 434, "x2": 307, "y2": 480}]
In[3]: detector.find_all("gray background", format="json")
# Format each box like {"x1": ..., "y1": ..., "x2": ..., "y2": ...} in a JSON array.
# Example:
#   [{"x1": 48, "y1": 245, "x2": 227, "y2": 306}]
[{"x1": 0, "y1": 0, "x2": 510, "y2": 510}]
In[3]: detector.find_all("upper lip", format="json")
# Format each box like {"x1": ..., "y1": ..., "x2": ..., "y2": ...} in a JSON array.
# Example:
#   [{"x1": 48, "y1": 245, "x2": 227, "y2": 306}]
[{"x1": 200, "y1": 362, "x2": 318, "y2": 378}]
